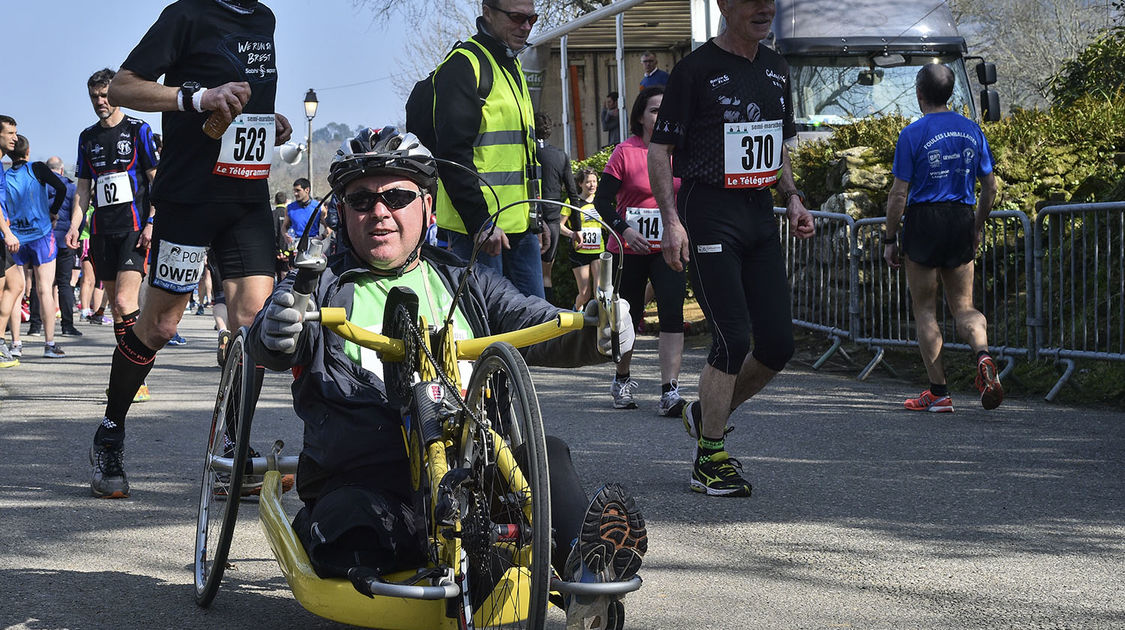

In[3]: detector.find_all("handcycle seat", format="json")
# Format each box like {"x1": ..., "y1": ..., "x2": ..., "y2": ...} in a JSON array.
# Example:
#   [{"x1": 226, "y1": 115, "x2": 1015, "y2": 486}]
[{"x1": 258, "y1": 470, "x2": 455, "y2": 629}]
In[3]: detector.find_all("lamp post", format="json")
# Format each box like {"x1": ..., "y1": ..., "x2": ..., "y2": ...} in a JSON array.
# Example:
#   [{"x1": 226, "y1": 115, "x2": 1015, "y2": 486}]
[{"x1": 303, "y1": 88, "x2": 319, "y2": 193}]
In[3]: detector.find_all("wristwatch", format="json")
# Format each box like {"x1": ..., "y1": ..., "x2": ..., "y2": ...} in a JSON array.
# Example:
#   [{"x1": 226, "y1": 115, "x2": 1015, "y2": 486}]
[
  {"x1": 179, "y1": 81, "x2": 201, "y2": 112},
  {"x1": 883, "y1": 232, "x2": 898, "y2": 244},
  {"x1": 784, "y1": 189, "x2": 806, "y2": 205}
]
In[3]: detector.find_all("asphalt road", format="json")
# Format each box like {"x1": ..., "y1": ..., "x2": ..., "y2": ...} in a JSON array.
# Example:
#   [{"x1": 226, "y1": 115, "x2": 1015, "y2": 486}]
[{"x1": 1, "y1": 312, "x2": 1123, "y2": 629}]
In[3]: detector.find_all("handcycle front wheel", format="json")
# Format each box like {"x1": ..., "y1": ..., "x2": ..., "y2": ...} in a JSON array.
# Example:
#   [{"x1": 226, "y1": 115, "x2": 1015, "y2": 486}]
[
  {"x1": 194, "y1": 328, "x2": 255, "y2": 607},
  {"x1": 459, "y1": 342, "x2": 550, "y2": 629}
]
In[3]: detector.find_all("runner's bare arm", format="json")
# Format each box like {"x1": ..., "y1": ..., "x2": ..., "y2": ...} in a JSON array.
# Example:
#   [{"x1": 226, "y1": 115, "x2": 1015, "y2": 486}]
[
  {"x1": 109, "y1": 70, "x2": 250, "y2": 120},
  {"x1": 67, "y1": 178, "x2": 93, "y2": 249},
  {"x1": 779, "y1": 146, "x2": 814, "y2": 239},
  {"x1": 647, "y1": 141, "x2": 687, "y2": 270}
]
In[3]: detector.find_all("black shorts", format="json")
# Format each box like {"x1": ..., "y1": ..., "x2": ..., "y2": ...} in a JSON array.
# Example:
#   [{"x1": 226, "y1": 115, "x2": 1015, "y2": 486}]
[
  {"x1": 1, "y1": 243, "x2": 13, "y2": 272},
  {"x1": 90, "y1": 231, "x2": 147, "y2": 282},
  {"x1": 901, "y1": 202, "x2": 976, "y2": 269},
  {"x1": 148, "y1": 200, "x2": 274, "y2": 294},
  {"x1": 612, "y1": 251, "x2": 685, "y2": 333},
  {"x1": 568, "y1": 251, "x2": 600, "y2": 267},
  {"x1": 540, "y1": 218, "x2": 562, "y2": 262},
  {"x1": 679, "y1": 180, "x2": 794, "y2": 373}
]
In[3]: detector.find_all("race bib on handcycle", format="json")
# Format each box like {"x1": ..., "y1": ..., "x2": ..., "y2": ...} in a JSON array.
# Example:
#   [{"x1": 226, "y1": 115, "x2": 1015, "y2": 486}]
[
  {"x1": 152, "y1": 241, "x2": 208, "y2": 293},
  {"x1": 213, "y1": 114, "x2": 275, "y2": 180},
  {"x1": 624, "y1": 207, "x2": 662, "y2": 252},
  {"x1": 95, "y1": 171, "x2": 134, "y2": 208},
  {"x1": 723, "y1": 120, "x2": 783, "y2": 189},
  {"x1": 576, "y1": 227, "x2": 603, "y2": 252}
]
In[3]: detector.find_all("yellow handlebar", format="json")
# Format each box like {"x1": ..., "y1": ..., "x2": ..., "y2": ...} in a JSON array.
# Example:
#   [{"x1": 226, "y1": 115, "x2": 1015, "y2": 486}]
[{"x1": 317, "y1": 307, "x2": 584, "y2": 362}]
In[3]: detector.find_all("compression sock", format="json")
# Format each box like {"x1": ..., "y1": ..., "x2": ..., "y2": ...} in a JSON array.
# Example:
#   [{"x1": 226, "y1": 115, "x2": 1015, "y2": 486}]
[
  {"x1": 103, "y1": 327, "x2": 158, "y2": 434},
  {"x1": 930, "y1": 383, "x2": 949, "y2": 397},
  {"x1": 696, "y1": 435, "x2": 726, "y2": 463},
  {"x1": 113, "y1": 310, "x2": 140, "y2": 345},
  {"x1": 661, "y1": 382, "x2": 673, "y2": 394}
]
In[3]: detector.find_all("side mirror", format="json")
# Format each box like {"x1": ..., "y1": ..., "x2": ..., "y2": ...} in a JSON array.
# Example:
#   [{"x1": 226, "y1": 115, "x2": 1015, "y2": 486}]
[
  {"x1": 980, "y1": 88, "x2": 1001, "y2": 122},
  {"x1": 976, "y1": 62, "x2": 997, "y2": 86}
]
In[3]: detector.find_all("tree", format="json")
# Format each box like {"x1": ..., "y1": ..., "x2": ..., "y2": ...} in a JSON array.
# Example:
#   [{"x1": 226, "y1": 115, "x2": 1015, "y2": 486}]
[
  {"x1": 948, "y1": 0, "x2": 1122, "y2": 109},
  {"x1": 1049, "y1": 1, "x2": 1125, "y2": 106}
]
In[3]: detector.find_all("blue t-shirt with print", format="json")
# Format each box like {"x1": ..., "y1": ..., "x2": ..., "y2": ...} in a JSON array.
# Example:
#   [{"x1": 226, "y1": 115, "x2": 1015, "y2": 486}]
[
  {"x1": 892, "y1": 110, "x2": 993, "y2": 206},
  {"x1": 286, "y1": 199, "x2": 317, "y2": 238}
]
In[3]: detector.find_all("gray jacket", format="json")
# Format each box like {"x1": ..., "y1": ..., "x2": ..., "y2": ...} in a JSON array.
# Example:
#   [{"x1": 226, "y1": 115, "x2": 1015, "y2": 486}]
[{"x1": 247, "y1": 245, "x2": 604, "y2": 501}]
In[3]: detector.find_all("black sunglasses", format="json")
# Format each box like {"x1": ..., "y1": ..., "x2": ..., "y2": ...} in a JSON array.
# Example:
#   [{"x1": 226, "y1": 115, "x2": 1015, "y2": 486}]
[
  {"x1": 343, "y1": 188, "x2": 422, "y2": 212},
  {"x1": 485, "y1": 3, "x2": 538, "y2": 26}
]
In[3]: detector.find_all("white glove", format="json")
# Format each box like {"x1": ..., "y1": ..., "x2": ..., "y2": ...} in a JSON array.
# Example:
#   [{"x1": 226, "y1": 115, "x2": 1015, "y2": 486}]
[
  {"x1": 586, "y1": 299, "x2": 634, "y2": 357},
  {"x1": 263, "y1": 291, "x2": 304, "y2": 353}
]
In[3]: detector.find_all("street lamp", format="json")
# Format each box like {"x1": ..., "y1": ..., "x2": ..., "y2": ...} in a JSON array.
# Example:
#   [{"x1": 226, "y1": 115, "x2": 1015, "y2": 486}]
[{"x1": 303, "y1": 88, "x2": 319, "y2": 193}]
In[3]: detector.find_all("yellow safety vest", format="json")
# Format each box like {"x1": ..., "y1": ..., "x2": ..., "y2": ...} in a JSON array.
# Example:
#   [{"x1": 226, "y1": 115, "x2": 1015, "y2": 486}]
[{"x1": 435, "y1": 38, "x2": 537, "y2": 235}]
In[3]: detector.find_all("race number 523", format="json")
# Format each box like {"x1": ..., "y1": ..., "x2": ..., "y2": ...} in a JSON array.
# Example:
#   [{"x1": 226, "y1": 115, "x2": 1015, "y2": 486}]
[{"x1": 213, "y1": 114, "x2": 275, "y2": 180}]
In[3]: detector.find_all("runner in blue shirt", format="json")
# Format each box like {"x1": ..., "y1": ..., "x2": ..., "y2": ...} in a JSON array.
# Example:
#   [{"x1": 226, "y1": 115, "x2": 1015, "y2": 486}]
[
  {"x1": 883, "y1": 63, "x2": 1003, "y2": 413},
  {"x1": 281, "y1": 177, "x2": 323, "y2": 246}
]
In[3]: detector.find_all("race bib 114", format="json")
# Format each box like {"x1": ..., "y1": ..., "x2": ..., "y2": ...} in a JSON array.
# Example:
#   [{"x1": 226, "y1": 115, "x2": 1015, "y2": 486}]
[
  {"x1": 723, "y1": 120, "x2": 783, "y2": 189},
  {"x1": 213, "y1": 114, "x2": 275, "y2": 180}
]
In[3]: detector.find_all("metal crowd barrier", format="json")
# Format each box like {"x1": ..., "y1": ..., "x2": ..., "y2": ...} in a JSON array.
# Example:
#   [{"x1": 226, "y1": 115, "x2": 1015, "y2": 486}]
[
  {"x1": 1033, "y1": 202, "x2": 1125, "y2": 399},
  {"x1": 775, "y1": 205, "x2": 1094, "y2": 396}
]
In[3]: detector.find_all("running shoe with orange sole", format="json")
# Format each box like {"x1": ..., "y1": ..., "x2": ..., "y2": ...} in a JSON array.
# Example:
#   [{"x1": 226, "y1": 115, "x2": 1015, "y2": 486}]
[
  {"x1": 904, "y1": 389, "x2": 953, "y2": 412},
  {"x1": 975, "y1": 355, "x2": 1004, "y2": 410}
]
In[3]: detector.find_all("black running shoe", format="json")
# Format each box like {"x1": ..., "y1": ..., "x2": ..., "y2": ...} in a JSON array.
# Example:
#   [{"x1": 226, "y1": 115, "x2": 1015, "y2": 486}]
[
  {"x1": 90, "y1": 442, "x2": 129, "y2": 499},
  {"x1": 579, "y1": 483, "x2": 648, "y2": 581}
]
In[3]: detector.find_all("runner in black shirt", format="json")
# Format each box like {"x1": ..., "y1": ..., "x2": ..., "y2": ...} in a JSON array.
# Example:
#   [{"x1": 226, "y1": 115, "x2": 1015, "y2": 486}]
[
  {"x1": 87, "y1": 0, "x2": 292, "y2": 499},
  {"x1": 648, "y1": 0, "x2": 814, "y2": 498},
  {"x1": 68, "y1": 70, "x2": 159, "y2": 397}
]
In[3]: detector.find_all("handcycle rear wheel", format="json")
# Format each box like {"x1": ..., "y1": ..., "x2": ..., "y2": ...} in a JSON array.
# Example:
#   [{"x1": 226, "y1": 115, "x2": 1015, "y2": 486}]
[
  {"x1": 194, "y1": 328, "x2": 255, "y2": 607},
  {"x1": 460, "y1": 342, "x2": 550, "y2": 629}
]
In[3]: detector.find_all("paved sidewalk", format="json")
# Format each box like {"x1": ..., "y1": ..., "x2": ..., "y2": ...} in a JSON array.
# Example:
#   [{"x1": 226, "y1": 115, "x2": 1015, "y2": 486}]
[{"x1": 1, "y1": 314, "x2": 1122, "y2": 629}]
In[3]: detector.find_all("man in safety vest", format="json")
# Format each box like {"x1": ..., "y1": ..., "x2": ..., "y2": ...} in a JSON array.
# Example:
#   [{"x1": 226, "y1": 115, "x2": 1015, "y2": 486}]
[{"x1": 429, "y1": 0, "x2": 546, "y2": 298}]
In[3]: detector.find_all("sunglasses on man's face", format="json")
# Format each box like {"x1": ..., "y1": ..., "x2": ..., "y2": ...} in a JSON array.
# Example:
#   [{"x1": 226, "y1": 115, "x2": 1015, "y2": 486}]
[
  {"x1": 486, "y1": 3, "x2": 538, "y2": 26},
  {"x1": 343, "y1": 188, "x2": 421, "y2": 212}
]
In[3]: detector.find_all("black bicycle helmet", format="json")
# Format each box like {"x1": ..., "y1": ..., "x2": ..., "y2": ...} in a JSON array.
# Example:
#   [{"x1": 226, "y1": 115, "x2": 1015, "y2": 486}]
[{"x1": 327, "y1": 126, "x2": 438, "y2": 193}]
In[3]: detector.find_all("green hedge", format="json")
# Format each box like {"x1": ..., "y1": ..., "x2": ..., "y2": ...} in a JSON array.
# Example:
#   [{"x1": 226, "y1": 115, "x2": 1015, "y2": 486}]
[{"x1": 790, "y1": 96, "x2": 1125, "y2": 218}]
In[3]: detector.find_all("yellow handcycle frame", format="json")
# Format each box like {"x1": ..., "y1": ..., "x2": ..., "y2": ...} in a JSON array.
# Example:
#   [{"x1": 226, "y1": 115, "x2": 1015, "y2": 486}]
[{"x1": 255, "y1": 306, "x2": 585, "y2": 629}]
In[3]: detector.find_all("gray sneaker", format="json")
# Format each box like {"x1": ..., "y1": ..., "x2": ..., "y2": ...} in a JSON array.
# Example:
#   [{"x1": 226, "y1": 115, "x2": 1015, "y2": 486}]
[
  {"x1": 0, "y1": 343, "x2": 18, "y2": 368},
  {"x1": 90, "y1": 442, "x2": 130, "y2": 499},
  {"x1": 43, "y1": 343, "x2": 66, "y2": 358},
  {"x1": 657, "y1": 380, "x2": 686, "y2": 417},
  {"x1": 609, "y1": 377, "x2": 639, "y2": 410},
  {"x1": 9, "y1": 342, "x2": 22, "y2": 358}
]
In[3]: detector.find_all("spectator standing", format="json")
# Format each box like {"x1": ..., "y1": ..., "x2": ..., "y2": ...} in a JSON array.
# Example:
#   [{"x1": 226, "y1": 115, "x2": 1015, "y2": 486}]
[
  {"x1": 638, "y1": 51, "x2": 670, "y2": 90},
  {"x1": 883, "y1": 63, "x2": 1003, "y2": 413},
  {"x1": 601, "y1": 92, "x2": 621, "y2": 146},
  {"x1": 426, "y1": 0, "x2": 546, "y2": 298},
  {"x1": 534, "y1": 112, "x2": 578, "y2": 304},
  {"x1": 281, "y1": 177, "x2": 323, "y2": 246}
]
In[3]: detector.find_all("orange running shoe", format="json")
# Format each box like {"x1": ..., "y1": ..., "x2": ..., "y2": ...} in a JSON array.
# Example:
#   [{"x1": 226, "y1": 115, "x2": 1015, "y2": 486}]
[
  {"x1": 904, "y1": 389, "x2": 953, "y2": 413},
  {"x1": 975, "y1": 355, "x2": 1004, "y2": 410}
]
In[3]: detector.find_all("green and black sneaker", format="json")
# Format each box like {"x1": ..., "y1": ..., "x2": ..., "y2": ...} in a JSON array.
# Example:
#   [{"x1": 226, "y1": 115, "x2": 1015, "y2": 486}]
[{"x1": 691, "y1": 450, "x2": 752, "y2": 497}]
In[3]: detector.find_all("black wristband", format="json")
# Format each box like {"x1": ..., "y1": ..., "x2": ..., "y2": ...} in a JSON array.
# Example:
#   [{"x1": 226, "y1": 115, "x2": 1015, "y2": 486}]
[{"x1": 883, "y1": 234, "x2": 898, "y2": 244}]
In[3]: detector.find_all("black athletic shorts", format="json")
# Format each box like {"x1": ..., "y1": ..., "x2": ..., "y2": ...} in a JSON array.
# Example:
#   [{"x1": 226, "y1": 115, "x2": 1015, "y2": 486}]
[
  {"x1": 540, "y1": 218, "x2": 562, "y2": 262},
  {"x1": 148, "y1": 200, "x2": 274, "y2": 294},
  {"x1": 568, "y1": 250, "x2": 600, "y2": 268},
  {"x1": 90, "y1": 231, "x2": 147, "y2": 282},
  {"x1": 901, "y1": 202, "x2": 976, "y2": 269},
  {"x1": 679, "y1": 180, "x2": 794, "y2": 373},
  {"x1": 612, "y1": 251, "x2": 685, "y2": 333}
]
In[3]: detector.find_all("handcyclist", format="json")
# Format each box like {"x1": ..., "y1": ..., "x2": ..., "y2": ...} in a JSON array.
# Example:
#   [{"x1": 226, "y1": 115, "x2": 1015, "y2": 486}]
[
  {"x1": 649, "y1": 0, "x2": 815, "y2": 497},
  {"x1": 595, "y1": 86, "x2": 687, "y2": 416},
  {"x1": 568, "y1": 167, "x2": 602, "y2": 310},
  {"x1": 247, "y1": 128, "x2": 646, "y2": 629},
  {"x1": 86, "y1": 0, "x2": 293, "y2": 499},
  {"x1": 67, "y1": 68, "x2": 160, "y2": 402}
]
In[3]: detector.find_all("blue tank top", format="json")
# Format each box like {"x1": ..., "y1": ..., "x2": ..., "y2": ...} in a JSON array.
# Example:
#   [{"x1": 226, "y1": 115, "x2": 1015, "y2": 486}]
[{"x1": 3, "y1": 163, "x2": 53, "y2": 242}]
